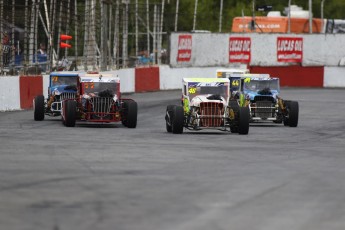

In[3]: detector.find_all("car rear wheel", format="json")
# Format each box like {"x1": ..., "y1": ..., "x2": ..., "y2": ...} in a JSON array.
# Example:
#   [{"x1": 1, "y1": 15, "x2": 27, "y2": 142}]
[
  {"x1": 65, "y1": 100, "x2": 76, "y2": 127},
  {"x1": 165, "y1": 105, "x2": 176, "y2": 133},
  {"x1": 288, "y1": 101, "x2": 299, "y2": 127},
  {"x1": 238, "y1": 107, "x2": 250, "y2": 135},
  {"x1": 283, "y1": 101, "x2": 291, "y2": 126},
  {"x1": 34, "y1": 95, "x2": 45, "y2": 121},
  {"x1": 172, "y1": 106, "x2": 184, "y2": 134},
  {"x1": 126, "y1": 101, "x2": 138, "y2": 128}
]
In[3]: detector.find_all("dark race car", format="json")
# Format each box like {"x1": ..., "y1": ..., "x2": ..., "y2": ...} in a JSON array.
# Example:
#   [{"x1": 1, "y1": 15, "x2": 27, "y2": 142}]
[
  {"x1": 33, "y1": 72, "x2": 79, "y2": 120},
  {"x1": 61, "y1": 73, "x2": 137, "y2": 128}
]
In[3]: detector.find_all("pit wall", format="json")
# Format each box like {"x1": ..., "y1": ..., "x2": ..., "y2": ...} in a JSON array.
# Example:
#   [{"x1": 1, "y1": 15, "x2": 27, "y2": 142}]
[
  {"x1": 170, "y1": 33, "x2": 345, "y2": 67},
  {"x1": 0, "y1": 65, "x2": 344, "y2": 111}
]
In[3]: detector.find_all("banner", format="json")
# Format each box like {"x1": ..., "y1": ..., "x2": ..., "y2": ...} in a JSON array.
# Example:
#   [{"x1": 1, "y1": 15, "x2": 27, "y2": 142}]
[
  {"x1": 277, "y1": 37, "x2": 303, "y2": 62},
  {"x1": 177, "y1": 35, "x2": 192, "y2": 62},
  {"x1": 229, "y1": 37, "x2": 251, "y2": 63}
]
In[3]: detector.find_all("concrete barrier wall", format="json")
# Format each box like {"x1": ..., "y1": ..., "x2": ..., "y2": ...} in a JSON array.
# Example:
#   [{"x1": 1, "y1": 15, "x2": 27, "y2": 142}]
[
  {"x1": 1, "y1": 65, "x2": 343, "y2": 111},
  {"x1": 0, "y1": 77, "x2": 20, "y2": 111},
  {"x1": 170, "y1": 33, "x2": 345, "y2": 67},
  {"x1": 116, "y1": 68, "x2": 135, "y2": 93},
  {"x1": 324, "y1": 67, "x2": 345, "y2": 87},
  {"x1": 160, "y1": 66, "x2": 220, "y2": 90}
]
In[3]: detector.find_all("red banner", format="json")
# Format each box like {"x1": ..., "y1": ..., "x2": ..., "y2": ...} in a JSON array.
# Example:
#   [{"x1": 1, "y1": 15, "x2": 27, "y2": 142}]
[
  {"x1": 277, "y1": 37, "x2": 303, "y2": 62},
  {"x1": 229, "y1": 37, "x2": 251, "y2": 63},
  {"x1": 177, "y1": 35, "x2": 192, "y2": 62}
]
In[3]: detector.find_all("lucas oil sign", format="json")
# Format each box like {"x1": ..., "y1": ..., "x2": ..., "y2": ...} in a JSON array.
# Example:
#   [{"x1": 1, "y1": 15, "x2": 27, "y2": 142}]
[
  {"x1": 229, "y1": 37, "x2": 251, "y2": 63},
  {"x1": 277, "y1": 37, "x2": 303, "y2": 62},
  {"x1": 177, "y1": 35, "x2": 192, "y2": 62}
]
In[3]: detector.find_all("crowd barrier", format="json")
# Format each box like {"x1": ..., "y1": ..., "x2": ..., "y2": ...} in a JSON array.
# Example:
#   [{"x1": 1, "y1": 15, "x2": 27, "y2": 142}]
[{"x1": 0, "y1": 65, "x2": 344, "y2": 111}]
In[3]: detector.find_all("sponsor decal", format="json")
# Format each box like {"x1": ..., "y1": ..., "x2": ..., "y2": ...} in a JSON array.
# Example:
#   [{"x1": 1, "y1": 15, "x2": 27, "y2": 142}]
[
  {"x1": 229, "y1": 37, "x2": 251, "y2": 63},
  {"x1": 277, "y1": 37, "x2": 303, "y2": 62},
  {"x1": 177, "y1": 35, "x2": 192, "y2": 62}
]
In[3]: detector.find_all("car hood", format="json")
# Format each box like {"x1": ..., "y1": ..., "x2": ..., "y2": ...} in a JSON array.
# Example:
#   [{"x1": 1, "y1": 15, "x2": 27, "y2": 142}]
[
  {"x1": 50, "y1": 85, "x2": 77, "y2": 95},
  {"x1": 190, "y1": 95, "x2": 227, "y2": 107},
  {"x1": 245, "y1": 90, "x2": 279, "y2": 101}
]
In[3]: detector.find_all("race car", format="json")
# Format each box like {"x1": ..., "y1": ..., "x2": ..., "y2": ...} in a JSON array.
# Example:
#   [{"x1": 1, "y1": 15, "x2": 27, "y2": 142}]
[
  {"x1": 226, "y1": 74, "x2": 299, "y2": 127},
  {"x1": 61, "y1": 73, "x2": 137, "y2": 128},
  {"x1": 165, "y1": 78, "x2": 250, "y2": 134},
  {"x1": 34, "y1": 72, "x2": 79, "y2": 121}
]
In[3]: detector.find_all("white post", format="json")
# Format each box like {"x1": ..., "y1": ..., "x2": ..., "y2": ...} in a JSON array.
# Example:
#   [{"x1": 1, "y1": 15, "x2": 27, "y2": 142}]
[
  {"x1": 135, "y1": 0, "x2": 138, "y2": 57},
  {"x1": 146, "y1": 0, "x2": 150, "y2": 58},
  {"x1": 193, "y1": 0, "x2": 198, "y2": 31},
  {"x1": 288, "y1": 0, "x2": 291, "y2": 34},
  {"x1": 174, "y1": 0, "x2": 179, "y2": 32},
  {"x1": 321, "y1": 0, "x2": 325, "y2": 33},
  {"x1": 309, "y1": 0, "x2": 312, "y2": 33},
  {"x1": 219, "y1": 0, "x2": 223, "y2": 32}
]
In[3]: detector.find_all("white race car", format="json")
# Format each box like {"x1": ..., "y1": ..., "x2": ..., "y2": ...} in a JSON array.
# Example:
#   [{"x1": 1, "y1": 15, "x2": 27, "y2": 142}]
[{"x1": 165, "y1": 78, "x2": 250, "y2": 134}]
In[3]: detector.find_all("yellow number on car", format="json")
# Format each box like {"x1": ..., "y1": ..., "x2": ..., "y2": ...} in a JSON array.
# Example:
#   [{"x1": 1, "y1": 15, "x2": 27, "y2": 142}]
[{"x1": 188, "y1": 87, "x2": 196, "y2": 94}]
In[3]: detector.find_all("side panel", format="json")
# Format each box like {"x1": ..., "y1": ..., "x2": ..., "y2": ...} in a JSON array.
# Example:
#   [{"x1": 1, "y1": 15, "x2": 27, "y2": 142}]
[
  {"x1": 250, "y1": 66, "x2": 324, "y2": 87},
  {"x1": 19, "y1": 76, "x2": 43, "y2": 109},
  {"x1": 0, "y1": 77, "x2": 20, "y2": 111},
  {"x1": 135, "y1": 66, "x2": 160, "y2": 92}
]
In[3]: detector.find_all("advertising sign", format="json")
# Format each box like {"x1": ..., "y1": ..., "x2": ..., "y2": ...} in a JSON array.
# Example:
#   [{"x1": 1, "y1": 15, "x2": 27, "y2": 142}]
[
  {"x1": 177, "y1": 35, "x2": 192, "y2": 62},
  {"x1": 229, "y1": 37, "x2": 251, "y2": 63},
  {"x1": 277, "y1": 37, "x2": 303, "y2": 62}
]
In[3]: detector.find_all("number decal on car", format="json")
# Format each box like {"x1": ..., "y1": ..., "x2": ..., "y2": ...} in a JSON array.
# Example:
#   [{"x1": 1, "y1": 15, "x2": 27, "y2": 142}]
[
  {"x1": 52, "y1": 76, "x2": 58, "y2": 82},
  {"x1": 244, "y1": 78, "x2": 251, "y2": 83},
  {"x1": 84, "y1": 83, "x2": 94, "y2": 89},
  {"x1": 232, "y1": 80, "x2": 239, "y2": 86},
  {"x1": 188, "y1": 87, "x2": 196, "y2": 94}
]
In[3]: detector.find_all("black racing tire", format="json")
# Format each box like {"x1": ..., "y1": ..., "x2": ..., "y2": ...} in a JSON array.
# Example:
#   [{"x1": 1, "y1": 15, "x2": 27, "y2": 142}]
[
  {"x1": 65, "y1": 100, "x2": 76, "y2": 127},
  {"x1": 238, "y1": 106, "x2": 250, "y2": 135},
  {"x1": 121, "y1": 101, "x2": 129, "y2": 127},
  {"x1": 165, "y1": 105, "x2": 176, "y2": 133},
  {"x1": 126, "y1": 101, "x2": 138, "y2": 128},
  {"x1": 172, "y1": 105, "x2": 184, "y2": 134},
  {"x1": 228, "y1": 100, "x2": 240, "y2": 133},
  {"x1": 288, "y1": 101, "x2": 299, "y2": 127},
  {"x1": 283, "y1": 101, "x2": 291, "y2": 126},
  {"x1": 34, "y1": 95, "x2": 45, "y2": 121}
]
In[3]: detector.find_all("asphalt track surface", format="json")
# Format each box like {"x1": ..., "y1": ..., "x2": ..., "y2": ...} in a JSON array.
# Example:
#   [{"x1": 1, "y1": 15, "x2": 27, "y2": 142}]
[{"x1": 0, "y1": 88, "x2": 345, "y2": 230}]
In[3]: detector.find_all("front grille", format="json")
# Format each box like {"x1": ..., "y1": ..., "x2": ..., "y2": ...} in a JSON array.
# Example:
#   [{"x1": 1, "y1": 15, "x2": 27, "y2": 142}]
[
  {"x1": 51, "y1": 93, "x2": 76, "y2": 112},
  {"x1": 253, "y1": 101, "x2": 274, "y2": 119},
  {"x1": 90, "y1": 97, "x2": 114, "y2": 116},
  {"x1": 199, "y1": 102, "x2": 224, "y2": 127},
  {"x1": 60, "y1": 92, "x2": 76, "y2": 100},
  {"x1": 254, "y1": 95, "x2": 275, "y2": 103}
]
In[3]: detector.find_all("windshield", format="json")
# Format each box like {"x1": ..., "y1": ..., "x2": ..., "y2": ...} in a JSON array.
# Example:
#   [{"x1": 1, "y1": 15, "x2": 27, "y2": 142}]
[
  {"x1": 188, "y1": 83, "x2": 229, "y2": 101},
  {"x1": 51, "y1": 76, "x2": 77, "y2": 87},
  {"x1": 243, "y1": 79, "x2": 279, "y2": 92},
  {"x1": 83, "y1": 82, "x2": 118, "y2": 96}
]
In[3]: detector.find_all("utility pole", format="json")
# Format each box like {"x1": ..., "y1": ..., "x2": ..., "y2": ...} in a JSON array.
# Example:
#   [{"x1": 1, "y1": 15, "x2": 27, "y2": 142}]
[
  {"x1": 146, "y1": 0, "x2": 150, "y2": 59},
  {"x1": 288, "y1": 0, "x2": 291, "y2": 34},
  {"x1": 193, "y1": 0, "x2": 198, "y2": 31},
  {"x1": 321, "y1": 0, "x2": 325, "y2": 33},
  {"x1": 309, "y1": 0, "x2": 312, "y2": 33},
  {"x1": 135, "y1": 0, "x2": 138, "y2": 58},
  {"x1": 219, "y1": 0, "x2": 223, "y2": 32},
  {"x1": 174, "y1": 0, "x2": 179, "y2": 31},
  {"x1": 252, "y1": 0, "x2": 255, "y2": 31}
]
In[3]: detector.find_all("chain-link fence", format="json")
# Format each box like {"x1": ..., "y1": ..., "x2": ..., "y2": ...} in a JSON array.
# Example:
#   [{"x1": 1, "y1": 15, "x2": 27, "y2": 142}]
[{"x1": 0, "y1": 0, "x2": 172, "y2": 76}]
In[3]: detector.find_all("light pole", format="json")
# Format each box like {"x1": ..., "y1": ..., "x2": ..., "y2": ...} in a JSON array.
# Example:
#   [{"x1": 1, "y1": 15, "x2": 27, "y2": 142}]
[
  {"x1": 252, "y1": 0, "x2": 255, "y2": 31},
  {"x1": 309, "y1": 0, "x2": 312, "y2": 33},
  {"x1": 193, "y1": 0, "x2": 198, "y2": 31},
  {"x1": 219, "y1": 0, "x2": 223, "y2": 32},
  {"x1": 288, "y1": 0, "x2": 291, "y2": 34},
  {"x1": 321, "y1": 0, "x2": 325, "y2": 33}
]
